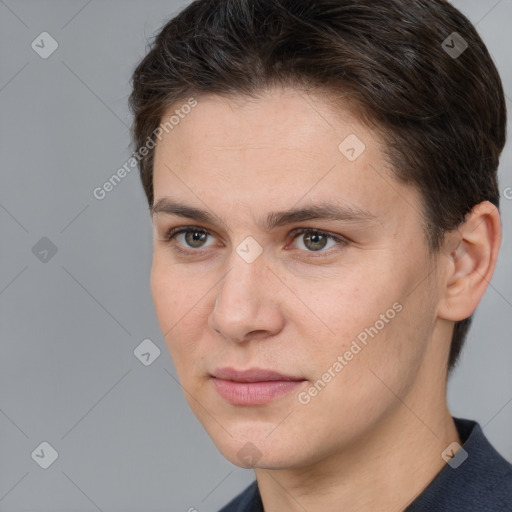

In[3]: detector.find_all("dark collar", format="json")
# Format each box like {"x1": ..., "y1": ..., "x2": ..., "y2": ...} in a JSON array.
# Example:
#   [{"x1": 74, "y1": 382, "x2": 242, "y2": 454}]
[{"x1": 405, "y1": 417, "x2": 512, "y2": 511}]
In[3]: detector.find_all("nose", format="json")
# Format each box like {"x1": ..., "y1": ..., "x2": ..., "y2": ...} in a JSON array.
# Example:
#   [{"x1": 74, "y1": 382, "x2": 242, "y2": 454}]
[{"x1": 208, "y1": 248, "x2": 286, "y2": 343}]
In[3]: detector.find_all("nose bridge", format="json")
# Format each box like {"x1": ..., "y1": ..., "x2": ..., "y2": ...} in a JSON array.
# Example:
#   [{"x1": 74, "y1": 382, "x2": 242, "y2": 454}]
[
  {"x1": 216, "y1": 244, "x2": 267, "y2": 314},
  {"x1": 209, "y1": 242, "x2": 282, "y2": 341}
]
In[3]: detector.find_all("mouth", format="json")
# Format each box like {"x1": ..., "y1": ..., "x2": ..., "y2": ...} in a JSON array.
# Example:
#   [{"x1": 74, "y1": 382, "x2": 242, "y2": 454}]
[{"x1": 210, "y1": 367, "x2": 307, "y2": 405}]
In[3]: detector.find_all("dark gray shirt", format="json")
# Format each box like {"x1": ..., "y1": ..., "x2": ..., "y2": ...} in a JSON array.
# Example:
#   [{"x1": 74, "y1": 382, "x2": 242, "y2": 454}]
[{"x1": 218, "y1": 417, "x2": 512, "y2": 511}]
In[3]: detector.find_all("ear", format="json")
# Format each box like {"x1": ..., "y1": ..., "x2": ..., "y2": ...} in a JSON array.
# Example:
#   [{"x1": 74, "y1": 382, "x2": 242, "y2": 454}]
[{"x1": 438, "y1": 201, "x2": 502, "y2": 322}]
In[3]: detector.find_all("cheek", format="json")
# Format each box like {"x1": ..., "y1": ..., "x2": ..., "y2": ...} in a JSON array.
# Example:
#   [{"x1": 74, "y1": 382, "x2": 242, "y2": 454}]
[
  {"x1": 150, "y1": 255, "x2": 206, "y2": 363},
  {"x1": 296, "y1": 261, "x2": 421, "y2": 376},
  {"x1": 292, "y1": 263, "x2": 396, "y2": 344},
  {"x1": 150, "y1": 259, "x2": 177, "y2": 331}
]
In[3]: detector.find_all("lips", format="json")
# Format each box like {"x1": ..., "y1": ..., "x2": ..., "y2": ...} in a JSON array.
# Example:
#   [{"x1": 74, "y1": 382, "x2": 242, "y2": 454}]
[
  {"x1": 211, "y1": 367, "x2": 306, "y2": 405},
  {"x1": 212, "y1": 367, "x2": 303, "y2": 382}
]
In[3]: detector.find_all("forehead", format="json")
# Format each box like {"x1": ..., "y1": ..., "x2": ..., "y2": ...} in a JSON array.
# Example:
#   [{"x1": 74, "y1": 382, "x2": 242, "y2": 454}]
[
  {"x1": 152, "y1": 88, "x2": 422, "y2": 227},
  {"x1": 155, "y1": 88, "x2": 368, "y2": 164}
]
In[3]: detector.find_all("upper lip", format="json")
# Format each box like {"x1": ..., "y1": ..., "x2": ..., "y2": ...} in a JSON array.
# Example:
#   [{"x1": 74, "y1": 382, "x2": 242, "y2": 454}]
[{"x1": 211, "y1": 367, "x2": 304, "y2": 382}]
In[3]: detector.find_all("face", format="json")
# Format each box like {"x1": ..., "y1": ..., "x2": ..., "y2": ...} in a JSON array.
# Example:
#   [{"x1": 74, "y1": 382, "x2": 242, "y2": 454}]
[{"x1": 150, "y1": 87, "x2": 445, "y2": 470}]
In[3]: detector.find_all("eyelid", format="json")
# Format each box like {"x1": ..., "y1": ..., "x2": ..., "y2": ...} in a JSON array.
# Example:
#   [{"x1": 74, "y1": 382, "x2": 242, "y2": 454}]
[
  {"x1": 163, "y1": 225, "x2": 211, "y2": 242},
  {"x1": 161, "y1": 225, "x2": 217, "y2": 255},
  {"x1": 161, "y1": 225, "x2": 348, "y2": 255}
]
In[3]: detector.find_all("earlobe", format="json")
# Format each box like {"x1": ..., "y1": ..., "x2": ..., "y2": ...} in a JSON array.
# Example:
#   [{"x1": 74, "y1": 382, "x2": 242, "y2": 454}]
[{"x1": 438, "y1": 201, "x2": 501, "y2": 322}]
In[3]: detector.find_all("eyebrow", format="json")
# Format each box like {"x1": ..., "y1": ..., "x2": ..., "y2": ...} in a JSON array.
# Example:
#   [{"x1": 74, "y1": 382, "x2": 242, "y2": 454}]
[{"x1": 151, "y1": 198, "x2": 377, "y2": 230}]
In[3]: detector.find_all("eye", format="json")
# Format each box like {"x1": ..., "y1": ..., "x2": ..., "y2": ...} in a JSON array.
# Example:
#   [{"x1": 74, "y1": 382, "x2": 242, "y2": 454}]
[
  {"x1": 290, "y1": 228, "x2": 346, "y2": 253},
  {"x1": 163, "y1": 226, "x2": 216, "y2": 250},
  {"x1": 161, "y1": 226, "x2": 347, "y2": 256}
]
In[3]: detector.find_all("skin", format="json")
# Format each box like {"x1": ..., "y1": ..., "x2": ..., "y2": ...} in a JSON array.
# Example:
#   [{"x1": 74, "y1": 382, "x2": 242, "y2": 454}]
[{"x1": 149, "y1": 87, "x2": 501, "y2": 512}]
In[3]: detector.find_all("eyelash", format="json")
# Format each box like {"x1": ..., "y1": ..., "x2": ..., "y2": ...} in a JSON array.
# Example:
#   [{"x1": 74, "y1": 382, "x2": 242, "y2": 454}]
[{"x1": 161, "y1": 226, "x2": 348, "y2": 257}]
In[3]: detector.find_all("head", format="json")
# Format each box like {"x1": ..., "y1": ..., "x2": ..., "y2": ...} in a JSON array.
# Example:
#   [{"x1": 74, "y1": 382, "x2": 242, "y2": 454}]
[{"x1": 129, "y1": 0, "x2": 505, "y2": 468}]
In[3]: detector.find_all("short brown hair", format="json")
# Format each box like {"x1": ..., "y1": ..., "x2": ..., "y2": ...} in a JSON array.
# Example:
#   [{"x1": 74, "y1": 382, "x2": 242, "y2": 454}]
[{"x1": 129, "y1": 0, "x2": 507, "y2": 372}]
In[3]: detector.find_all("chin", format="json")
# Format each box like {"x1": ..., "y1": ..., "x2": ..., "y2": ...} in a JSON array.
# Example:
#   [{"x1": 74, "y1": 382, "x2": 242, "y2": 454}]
[
  {"x1": 203, "y1": 420, "x2": 313, "y2": 469},
  {"x1": 219, "y1": 441, "x2": 295, "y2": 469}
]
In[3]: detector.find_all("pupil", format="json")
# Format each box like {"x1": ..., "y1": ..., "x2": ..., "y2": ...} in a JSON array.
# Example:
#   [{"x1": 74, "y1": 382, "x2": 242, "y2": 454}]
[
  {"x1": 306, "y1": 233, "x2": 326, "y2": 251},
  {"x1": 187, "y1": 231, "x2": 206, "y2": 247}
]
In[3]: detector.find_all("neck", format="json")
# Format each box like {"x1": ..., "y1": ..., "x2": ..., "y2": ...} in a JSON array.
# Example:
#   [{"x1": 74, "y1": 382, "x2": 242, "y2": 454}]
[{"x1": 254, "y1": 358, "x2": 460, "y2": 512}]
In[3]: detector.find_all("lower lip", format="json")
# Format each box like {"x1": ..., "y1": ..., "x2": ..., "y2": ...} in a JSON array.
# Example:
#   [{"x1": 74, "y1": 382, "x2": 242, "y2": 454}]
[{"x1": 212, "y1": 378, "x2": 305, "y2": 405}]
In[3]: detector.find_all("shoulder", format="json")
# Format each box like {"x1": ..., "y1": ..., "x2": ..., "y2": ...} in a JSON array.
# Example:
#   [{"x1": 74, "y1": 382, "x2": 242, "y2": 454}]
[{"x1": 407, "y1": 417, "x2": 512, "y2": 512}]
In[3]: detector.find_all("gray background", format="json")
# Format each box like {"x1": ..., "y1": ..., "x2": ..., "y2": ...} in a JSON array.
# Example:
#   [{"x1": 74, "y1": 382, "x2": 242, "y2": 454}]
[{"x1": 0, "y1": 1, "x2": 511, "y2": 510}]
